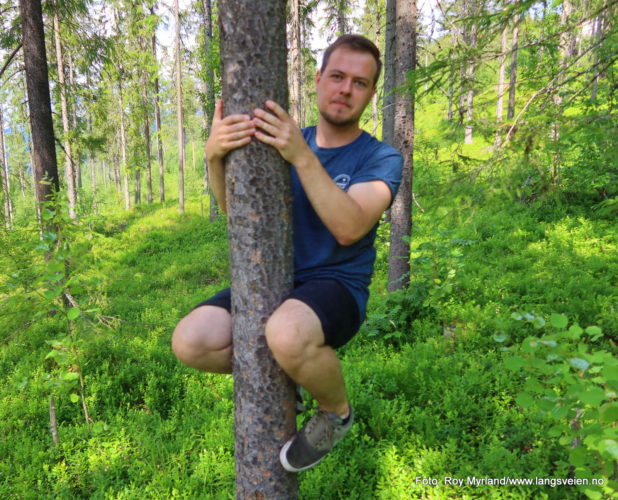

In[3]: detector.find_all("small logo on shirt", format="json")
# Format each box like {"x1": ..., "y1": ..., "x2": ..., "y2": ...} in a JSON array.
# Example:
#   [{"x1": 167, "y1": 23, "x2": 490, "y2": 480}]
[{"x1": 333, "y1": 174, "x2": 351, "y2": 191}]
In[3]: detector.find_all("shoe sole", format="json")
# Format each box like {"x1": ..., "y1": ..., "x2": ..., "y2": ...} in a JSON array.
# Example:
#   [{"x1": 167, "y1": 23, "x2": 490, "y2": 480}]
[
  {"x1": 279, "y1": 437, "x2": 328, "y2": 473},
  {"x1": 279, "y1": 411, "x2": 354, "y2": 473}
]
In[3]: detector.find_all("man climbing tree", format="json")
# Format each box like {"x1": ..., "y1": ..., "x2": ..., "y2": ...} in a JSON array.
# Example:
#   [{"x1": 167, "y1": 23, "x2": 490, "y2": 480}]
[{"x1": 171, "y1": 31, "x2": 402, "y2": 494}]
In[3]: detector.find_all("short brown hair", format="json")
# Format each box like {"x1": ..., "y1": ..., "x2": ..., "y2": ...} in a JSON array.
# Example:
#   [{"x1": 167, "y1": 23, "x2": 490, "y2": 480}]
[{"x1": 320, "y1": 35, "x2": 382, "y2": 86}]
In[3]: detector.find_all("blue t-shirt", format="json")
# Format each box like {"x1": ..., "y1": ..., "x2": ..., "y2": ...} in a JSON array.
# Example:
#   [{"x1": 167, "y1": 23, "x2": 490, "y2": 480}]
[{"x1": 293, "y1": 126, "x2": 403, "y2": 320}]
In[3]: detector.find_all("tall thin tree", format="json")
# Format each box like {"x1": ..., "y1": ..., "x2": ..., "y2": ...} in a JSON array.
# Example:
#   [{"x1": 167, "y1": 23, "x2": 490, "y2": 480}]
[
  {"x1": 219, "y1": 0, "x2": 296, "y2": 497},
  {"x1": 174, "y1": 0, "x2": 185, "y2": 214},
  {"x1": 0, "y1": 106, "x2": 14, "y2": 229},
  {"x1": 19, "y1": 0, "x2": 61, "y2": 219},
  {"x1": 388, "y1": 0, "x2": 417, "y2": 292},
  {"x1": 150, "y1": 7, "x2": 165, "y2": 203},
  {"x1": 52, "y1": 5, "x2": 77, "y2": 218},
  {"x1": 382, "y1": 0, "x2": 396, "y2": 146}
]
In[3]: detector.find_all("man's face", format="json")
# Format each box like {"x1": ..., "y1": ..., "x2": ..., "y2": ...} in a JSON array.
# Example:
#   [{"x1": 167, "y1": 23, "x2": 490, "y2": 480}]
[{"x1": 316, "y1": 47, "x2": 377, "y2": 128}]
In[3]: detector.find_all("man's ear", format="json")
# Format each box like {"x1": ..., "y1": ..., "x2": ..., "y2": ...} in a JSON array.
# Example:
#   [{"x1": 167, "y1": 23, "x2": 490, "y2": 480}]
[{"x1": 315, "y1": 70, "x2": 322, "y2": 85}]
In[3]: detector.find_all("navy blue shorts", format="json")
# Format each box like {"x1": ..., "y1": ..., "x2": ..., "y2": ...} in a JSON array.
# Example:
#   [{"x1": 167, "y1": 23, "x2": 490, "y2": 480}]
[{"x1": 194, "y1": 279, "x2": 361, "y2": 348}]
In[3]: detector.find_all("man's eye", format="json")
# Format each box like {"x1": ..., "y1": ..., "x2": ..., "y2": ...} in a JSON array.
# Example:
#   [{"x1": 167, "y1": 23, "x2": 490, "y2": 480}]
[
  {"x1": 355, "y1": 81, "x2": 367, "y2": 88},
  {"x1": 331, "y1": 74, "x2": 342, "y2": 80}
]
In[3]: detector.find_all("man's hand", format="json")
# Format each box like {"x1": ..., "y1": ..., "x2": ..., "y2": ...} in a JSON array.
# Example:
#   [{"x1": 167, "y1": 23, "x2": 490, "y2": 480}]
[
  {"x1": 205, "y1": 100, "x2": 256, "y2": 214},
  {"x1": 206, "y1": 100, "x2": 256, "y2": 162},
  {"x1": 252, "y1": 100, "x2": 312, "y2": 165}
]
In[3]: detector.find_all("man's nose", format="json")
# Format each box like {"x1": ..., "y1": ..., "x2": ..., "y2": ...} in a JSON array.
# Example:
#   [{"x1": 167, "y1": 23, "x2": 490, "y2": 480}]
[{"x1": 339, "y1": 78, "x2": 353, "y2": 95}]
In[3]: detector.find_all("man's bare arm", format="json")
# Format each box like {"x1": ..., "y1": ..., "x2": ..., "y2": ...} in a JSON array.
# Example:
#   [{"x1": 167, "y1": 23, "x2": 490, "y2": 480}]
[
  {"x1": 253, "y1": 100, "x2": 392, "y2": 245},
  {"x1": 205, "y1": 100, "x2": 256, "y2": 214}
]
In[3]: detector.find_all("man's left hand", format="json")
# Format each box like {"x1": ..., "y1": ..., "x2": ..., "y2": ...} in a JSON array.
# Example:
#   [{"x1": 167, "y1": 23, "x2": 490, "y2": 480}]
[{"x1": 253, "y1": 100, "x2": 310, "y2": 165}]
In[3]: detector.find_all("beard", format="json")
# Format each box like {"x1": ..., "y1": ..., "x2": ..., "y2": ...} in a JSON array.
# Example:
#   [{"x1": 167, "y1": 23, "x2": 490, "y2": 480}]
[{"x1": 319, "y1": 107, "x2": 363, "y2": 128}]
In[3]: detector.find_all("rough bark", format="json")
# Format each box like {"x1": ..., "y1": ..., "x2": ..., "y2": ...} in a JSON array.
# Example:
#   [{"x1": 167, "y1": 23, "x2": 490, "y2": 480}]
[
  {"x1": 174, "y1": 0, "x2": 185, "y2": 214},
  {"x1": 219, "y1": 0, "x2": 296, "y2": 497},
  {"x1": 53, "y1": 9, "x2": 77, "y2": 219},
  {"x1": 382, "y1": 0, "x2": 396, "y2": 145},
  {"x1": 388, "y1": 0, "x2": 416, "y2": 291},
  {"x1": 19, "y1": 0, "x2": 60, "y2": 215},
  {"x1": 0, "y1": 106, "x2": 14, "y2": 229}
]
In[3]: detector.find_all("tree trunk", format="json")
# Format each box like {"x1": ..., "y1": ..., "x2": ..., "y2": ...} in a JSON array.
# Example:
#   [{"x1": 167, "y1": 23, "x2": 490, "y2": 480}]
[
  {"x1": 68, "y1": 52, "x2": 81, "y2": 190},
  {"x1": 0, "y1": 106, "x2": 13, "y2": 229},
  {"x1": 336, "y1": 0, "x2": 347, "y2": 35},
  {"x1": 552, "y1": 0, "x2": 573, "y2": 183},
  {"x1": 151, "y1": 10, "x2": 165, "y2": 204},
  {"x1": 53, "y1": 9, "x2": 77, "y2": 219},
  {"x1": 388, "y1": 0, "x2": 416, "y2": 291},
  {"x1": 134, "y1": 170, "x2": 141, "y2": 205},
  {"x1": 219, "y1": 0, "x2": 296, "y2": 497},
  {"x1": 590, "y1": 11, "x2": 604, "y2": 101},
  {"x1": 447, "y1": 55, "x2": 454, "y2": 121},
  {"x1": 117, "y1": 82, "x2": 130, "y2": 210},
  {"x1": 382, "y1": 0, "x2": 396, "y2": 145},
  {"x1": 507, "y1": 15, "x2": 520, "y2": 120},
  {"x1": 495, "y1": 24, "x2": 508, "y2": 147},
  {"x1": 289, "y1": 0, "x2": 302, "y2": 125},
  {"x1": 174, "y1": 0, "x2": 185, "y2": 215},
  {"x1": 142, "y1": 82, "x2": 153, "y2": 204},
  {"x1": 199, "y1": 0, "x2": 218, "y2": 220},
  {"x1": 463, "y1": 0, "x2": 477, "y2": 144},
  {"x1": 19, "y1": 0, "x2": 60, "y2": 216}
]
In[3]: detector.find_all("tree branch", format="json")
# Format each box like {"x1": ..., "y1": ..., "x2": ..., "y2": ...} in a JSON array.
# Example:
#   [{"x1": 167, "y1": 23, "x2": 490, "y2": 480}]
[{"x1": 0, "y1": 43, "x2": 23, "y2": 81}]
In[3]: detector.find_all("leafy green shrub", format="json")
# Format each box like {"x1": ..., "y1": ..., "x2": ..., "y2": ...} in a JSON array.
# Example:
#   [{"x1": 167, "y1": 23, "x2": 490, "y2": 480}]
[{"x1": 500, "y1": 312, "x2": 618, "y2": 499}]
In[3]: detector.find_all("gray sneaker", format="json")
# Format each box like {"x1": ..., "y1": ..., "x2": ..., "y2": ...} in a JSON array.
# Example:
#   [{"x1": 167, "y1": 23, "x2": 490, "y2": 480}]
[{"x1": 280, "y1": 407, "x2": 354, "y2": 472}]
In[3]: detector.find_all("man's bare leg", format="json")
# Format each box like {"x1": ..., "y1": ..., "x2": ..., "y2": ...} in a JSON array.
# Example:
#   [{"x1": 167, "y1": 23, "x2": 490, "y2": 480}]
[
  {"x1": 265, "y1": 298, "x2": 350, "y2": 418},
  {"x1": 172, "y1": 305, "x2": 233, "y2": 373}
]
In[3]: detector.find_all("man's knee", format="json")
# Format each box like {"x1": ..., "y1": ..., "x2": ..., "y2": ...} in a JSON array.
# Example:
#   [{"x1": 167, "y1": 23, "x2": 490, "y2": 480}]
[
  {"x1": 265, "y1": 300, "x2": 323, "y2": 367},
  {"x1": 172, "y1": 306, "x2": 232, "y2": 366}
]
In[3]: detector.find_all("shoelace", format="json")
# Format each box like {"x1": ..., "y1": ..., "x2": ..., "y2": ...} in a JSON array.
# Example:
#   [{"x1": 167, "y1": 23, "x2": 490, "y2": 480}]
[{"x1": 305, "y1": 410, "x2": 337, "y2": 449}]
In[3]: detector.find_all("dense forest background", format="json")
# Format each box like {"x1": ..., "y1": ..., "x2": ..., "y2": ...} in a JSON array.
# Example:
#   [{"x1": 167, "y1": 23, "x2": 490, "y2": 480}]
[{"x1": 1, "y1": 0, "x2": 617, "y2": 498}]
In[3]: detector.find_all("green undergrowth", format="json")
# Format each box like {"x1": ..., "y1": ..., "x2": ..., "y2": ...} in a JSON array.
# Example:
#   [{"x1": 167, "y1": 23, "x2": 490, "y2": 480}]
[{"x1": 1, "y1": 175, "x2": 616, "y2": 498}]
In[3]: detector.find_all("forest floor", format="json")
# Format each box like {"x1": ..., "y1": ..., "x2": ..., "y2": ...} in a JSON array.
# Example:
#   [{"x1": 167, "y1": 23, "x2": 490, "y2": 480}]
[{"x1": 1, "y1": 142, "x2": 617, "y2": 499}]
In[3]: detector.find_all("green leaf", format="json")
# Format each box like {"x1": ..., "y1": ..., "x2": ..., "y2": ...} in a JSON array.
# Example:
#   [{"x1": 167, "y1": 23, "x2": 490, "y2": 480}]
[
  {"x1": 532, "y1": 316, "x2": 546, "y2": 329},
  {"x1": 516, "y1": 392, "x2": 535, "y2": 408},
  {"x1": 67, "y1": 308, "x2": 80, "y2": 321},
  {"x1": 603, "y1": 365, "x2": 618, "y2": 380},
  {"x1": 585, "y1": 326, "x2": 602, "y2": 336},
  {"x1": 69, "y1": 393, "x2": 80, "y2": 403},
  {"x1": 548, "y1": 424, "x2": 566, "y2": 437},
  {"x1": 568, "y1": 324, "x2": 583, "y2": 337},
  {"x1": 569, "y1": 446, "x2": 589, "y2": 467},
  {"x1": 493, "y1": 331, "x2": 508, "y2": 343},
  {"x1": 551, "y1": 405, "x2": 569, "y2": 419},
  {"x1": 539, "y1": 339, "x2": 557, "y2": 348},
  {"x1": 599, "y1": 440, "x2": 618, "y2": 459},
  {"x1": 524, "y1": 378, "x2": 545, "y2": 394},
  {"x1": 44, "y1": 287, "x2": 63, "y2": 300},
  {"x1": 504, "y1": 356, "x2": 525, "y2": 371},
  {"x1": 569, "y1": 358, "x2": 590, "y2": 372},
  {"x1": 600, "y1": 403, "x2": 618, "y2": 423},
  {"x1": 550, "y1": 313, "x2": 568, "y2": 329},
  {"x1": 579, "y1": 388, "x2": 605, "y2": 407},
  {"x1": 522, "y1": 337, "x2": 540, "y2": 352},
  {"x1": 62, "y1": 372, "x2": 80, "y2": 382}
]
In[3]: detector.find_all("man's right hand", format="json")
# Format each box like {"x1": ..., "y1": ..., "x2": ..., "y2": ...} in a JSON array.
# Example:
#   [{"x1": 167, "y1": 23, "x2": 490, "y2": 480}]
[{"x1": 205, "y1": 100, "x2": 256, "y2": 162}]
